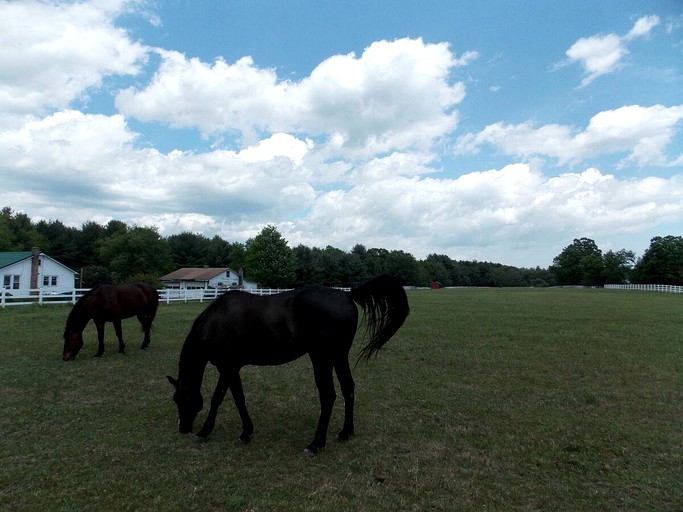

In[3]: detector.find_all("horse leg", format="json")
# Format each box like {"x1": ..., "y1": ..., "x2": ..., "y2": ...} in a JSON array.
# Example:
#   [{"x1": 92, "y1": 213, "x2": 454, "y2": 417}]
[
  {"x1": 93, "y1": 320, "x2": 106, "y2": 358},
  {"x1": 113, "y1": 319, "x2": 125, "y2": 354},
  {"x1": 138, "y1": 313, "x2": 151, "y2": 350},
  {"x1": 305, "y1": 355, "x2": 336, "y2": 456},
  {"x1": 228, "y1": 370, "x2": 254, "y2": 443},
  {"x1": 334, "y1": 356, "x2": 356, "y2": 441},
  {"x1": 196, "y1": 372, "x2": 229, "y2": 439}
]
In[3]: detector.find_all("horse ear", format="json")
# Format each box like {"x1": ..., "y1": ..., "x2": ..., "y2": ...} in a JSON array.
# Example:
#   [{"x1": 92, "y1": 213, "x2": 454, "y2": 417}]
[{"x1": 167, "y1": 375, "x2": 179, "y2": 388}]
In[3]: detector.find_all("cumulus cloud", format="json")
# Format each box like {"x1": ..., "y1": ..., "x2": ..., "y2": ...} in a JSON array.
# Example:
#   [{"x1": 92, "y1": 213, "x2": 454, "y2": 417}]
[
  {"x1": 0, "y1": 109, "x2": 316, "y2": 223},
  {"x1": 285, "y1": 164, "x2": 683, "y2": 264},
  {"x1": 116, "y1": 38, "x2": 467, "y2": 157},
  {"x1": 454, "y1": 104, "x2": 683, "y2": 167},
  {"x1": 237, "y1": 133, "x2": 312, "y2": 165},
  {"x1": 0, "y1": 0, "x2": 148, "y2": 117},
  {"x1": 2, "y1": 104, "x2": 682, "y2": 266},
  {"x1": 0, "y1": 2, "x2": 680, "y2": 268},
  {"x1": 563, "y1": 15, "x2": 660, "y2": 87}
]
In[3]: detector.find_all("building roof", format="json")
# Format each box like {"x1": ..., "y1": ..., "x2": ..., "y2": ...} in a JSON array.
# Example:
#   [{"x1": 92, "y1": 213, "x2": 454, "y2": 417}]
[
  {"x1": 0, "y1": 251, "x2": 33, "y2": 270},
  {"x1": 159, "y1": 267, "x2": 230, "y2": 282},
  {"x1": 0, "y1": 251, "x2": 77, "y2": 273}
]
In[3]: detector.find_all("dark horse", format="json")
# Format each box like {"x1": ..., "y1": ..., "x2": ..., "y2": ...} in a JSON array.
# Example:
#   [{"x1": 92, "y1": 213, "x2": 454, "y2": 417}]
[
  {"x1": 167, "y1": 274, "x2": 409, "y2": 455},
  {"x1": 62, "y1": 283, "x2": 159, "y2": 361}
]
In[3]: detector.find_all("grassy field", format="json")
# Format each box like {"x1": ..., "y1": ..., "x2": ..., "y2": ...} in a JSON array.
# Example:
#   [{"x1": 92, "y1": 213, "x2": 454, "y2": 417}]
[{"x1": 0, "y1": 288, "x2": 681, "y2": 511}]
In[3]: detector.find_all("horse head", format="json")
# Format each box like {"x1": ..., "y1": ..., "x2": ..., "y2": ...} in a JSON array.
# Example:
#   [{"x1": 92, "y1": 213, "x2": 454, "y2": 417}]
[
  {"x1": 167, "y1": 376, "x2": 203, "y2": 433},
  {"x1": 62, "y1": 329, "x2": 84, "y2": 361}
]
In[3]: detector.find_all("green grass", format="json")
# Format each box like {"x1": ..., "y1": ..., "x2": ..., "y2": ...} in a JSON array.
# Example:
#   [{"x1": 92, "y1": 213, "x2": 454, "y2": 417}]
[{"x1": 1, "y1": 289, "x2": 681, "y2": 511}]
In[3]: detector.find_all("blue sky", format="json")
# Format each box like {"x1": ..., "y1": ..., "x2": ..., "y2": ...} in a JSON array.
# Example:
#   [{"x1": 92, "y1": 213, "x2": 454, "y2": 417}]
[{"x1": 1, "y1": 0, "x2": 682, "y2": 267}]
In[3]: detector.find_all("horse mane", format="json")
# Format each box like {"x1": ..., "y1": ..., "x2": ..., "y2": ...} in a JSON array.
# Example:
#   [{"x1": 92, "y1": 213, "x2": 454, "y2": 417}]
[{"x1": 64, "y1": 284, "x2": 103, "y2": 333}]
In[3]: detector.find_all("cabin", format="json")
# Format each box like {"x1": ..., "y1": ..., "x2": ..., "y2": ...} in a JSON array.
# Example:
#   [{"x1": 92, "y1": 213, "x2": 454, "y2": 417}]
[
  {"x1": 159, "y1": 267, "x2": 257, "y2": 291},
  {"x1": 0, "y1": 247, "x2": 77, "y2": 294}
]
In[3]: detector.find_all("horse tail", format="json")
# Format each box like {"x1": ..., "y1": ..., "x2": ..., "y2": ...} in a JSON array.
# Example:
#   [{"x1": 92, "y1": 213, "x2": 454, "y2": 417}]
[{"x1": 349, "y1": 274, "x2": 410, "y2": 362}]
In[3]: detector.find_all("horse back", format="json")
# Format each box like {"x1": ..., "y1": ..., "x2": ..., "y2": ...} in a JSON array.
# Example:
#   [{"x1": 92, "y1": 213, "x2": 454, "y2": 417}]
[
  {"x1": 196, "y1": 287, "x2": 357, "y2": 366},
  {"x1": 90, "y1": 283, "x2": 158, "y2": 320}
]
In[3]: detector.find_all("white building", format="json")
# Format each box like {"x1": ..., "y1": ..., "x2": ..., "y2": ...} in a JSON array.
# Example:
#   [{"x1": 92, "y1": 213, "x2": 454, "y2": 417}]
[
  {"x1": 0, "y1": 247, "x2": 77, "y2": 294},
  {"x1": 159, "y1": 267, "x2": 257, "y2": 291}
]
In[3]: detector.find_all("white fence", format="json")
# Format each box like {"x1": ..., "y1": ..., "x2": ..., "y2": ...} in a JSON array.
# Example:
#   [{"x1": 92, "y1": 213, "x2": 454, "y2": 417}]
[
  {"x1": 3, "y1": 283, "x2": 680, "y2": 308},
  {"x1": 604, "y1": 284, "x2": 683, "y2": 294},
  {"x1": 0, "y1": 287, "x2": 295, "y2": 308},
  {"x1": 158, "y1": 287, "x2": 294, "y2": 303}
]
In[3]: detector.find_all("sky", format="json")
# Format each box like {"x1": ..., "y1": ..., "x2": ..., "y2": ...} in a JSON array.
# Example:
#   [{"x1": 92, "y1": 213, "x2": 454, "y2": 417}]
[{"x1": 1, "y1": 0, "x2": 682, "y2": 268}]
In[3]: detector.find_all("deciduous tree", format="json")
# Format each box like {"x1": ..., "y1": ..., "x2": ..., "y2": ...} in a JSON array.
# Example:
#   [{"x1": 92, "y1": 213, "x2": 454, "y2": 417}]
[
  {"x1": 603, "y1": 249, "x2": 636, "y2": 284},
  {"x1": 550, "y1": 238, "x2": 605, "y2": 286},
  {"x1": 99, "y1": 226, "x2": 174, "y2": 282},
  {"x1": 244, "y1": 226, "x2": 296, "y2": 288},
  {"x1": 633, "y1": 236, "x2": 683, "y2": 285}
]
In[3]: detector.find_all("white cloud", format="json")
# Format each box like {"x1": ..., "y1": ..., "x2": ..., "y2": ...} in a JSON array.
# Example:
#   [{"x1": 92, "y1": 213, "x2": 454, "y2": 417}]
[
  {"x1": 0, "y1": 0, "x2": 148, "y2": 117},
  {"x1": 1, "y1": 110, "x2": 136, "y2": 174},
  {"x1": 0, "y1": 110, "x2": 316, "y2": 221},
  {"x1": 238, "y1": 133, "x2": 312, "y2": 165},
  {"x1": 454, "y1": 104, "x2": 683, "y2": 167},
  {"x1": 625, "y1": 15, "x2": 660, "y2": 40},
  {"x1": 2, "y1": 106, "x2": 682, "y2": 266},
  {"x1": 566, "y1": 33, "x2": 627, "y2": 87},
  {"x1": 116, "y1": 38, "x2": 467, "y2": 157},
  {"x1": 564, "y1": 15, "x2": 660, "y2": 87},
  {"x1": 0, "y1": 3, "x2": 679, "y2": 269},
  {"x1": 285, "y1": 164, "x2": 683, "y2": 265}
]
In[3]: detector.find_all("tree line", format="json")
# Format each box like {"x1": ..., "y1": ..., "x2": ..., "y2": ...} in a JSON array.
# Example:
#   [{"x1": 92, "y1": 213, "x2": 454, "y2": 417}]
[
  {"x1": 1, "y1": 207, "x2": 680, "y2": 287},
  {"x1": 550, "y1": 236, "x2": 683, "y2": 287}
]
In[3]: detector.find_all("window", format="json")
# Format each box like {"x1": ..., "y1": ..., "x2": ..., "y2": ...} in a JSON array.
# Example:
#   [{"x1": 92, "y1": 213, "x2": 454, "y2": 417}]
[
  {"x1": 3, "y1": 275, "x2": 20, "y2": 289},
  {"x1": 42, "y1": 275, "x2": 58, "y2": 287}
]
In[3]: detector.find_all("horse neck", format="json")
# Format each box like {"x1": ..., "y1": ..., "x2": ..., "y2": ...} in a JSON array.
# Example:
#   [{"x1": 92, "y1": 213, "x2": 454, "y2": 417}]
[
  {"x1": 66, "y1": 301, "x2": 93, "y2": 333},
  {"x1": 178, "y1": 335, "x2": 209, "y2": 390}
]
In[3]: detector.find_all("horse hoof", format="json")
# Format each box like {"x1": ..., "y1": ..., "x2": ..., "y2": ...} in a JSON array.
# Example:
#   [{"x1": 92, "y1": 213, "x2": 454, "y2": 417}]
[
  {"x1": 194, "y1": 435, "x2": 208, "y2": 443},
  {"x1": 304, "y1": 443, "x2": 322, "y2": 457},
  {"x1": 303, "y1": 447, "x2": 319, "y2": 458},
  {"x1": 338, "y1": 431, "x2": 354, "y2": 442}
]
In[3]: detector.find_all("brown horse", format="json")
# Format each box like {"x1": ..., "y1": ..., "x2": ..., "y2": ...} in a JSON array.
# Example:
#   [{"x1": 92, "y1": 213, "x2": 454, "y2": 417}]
[{"x1": 62, "y1": 283, "x2": 159, "y2": 361}]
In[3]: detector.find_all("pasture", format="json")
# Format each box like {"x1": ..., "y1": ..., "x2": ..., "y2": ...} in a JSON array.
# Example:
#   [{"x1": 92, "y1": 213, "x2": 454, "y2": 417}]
[{"x1": 1, "y1": 288, "x2": 681, "y2": 511}]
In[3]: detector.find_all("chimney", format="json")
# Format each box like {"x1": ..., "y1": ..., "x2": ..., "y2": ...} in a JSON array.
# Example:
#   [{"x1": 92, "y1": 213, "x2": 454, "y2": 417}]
[{"x1": 30, "y1": 247, "x2": 40, "y2": 291}]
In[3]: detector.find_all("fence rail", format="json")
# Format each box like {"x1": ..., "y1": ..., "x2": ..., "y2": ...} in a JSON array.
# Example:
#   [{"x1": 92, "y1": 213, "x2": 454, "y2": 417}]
[
  {"x1": 604, "y1": 284, "x2": 683, "y2": 294},
  {"x1": 158, "y1": 287, "x2": 295, "y2": 304},
  {"x1": 3, "y1": 283, "x2": 680, "y2": 308},
  {"x1": 0, "y1": 287, "x2": 297, "y2": 308}
]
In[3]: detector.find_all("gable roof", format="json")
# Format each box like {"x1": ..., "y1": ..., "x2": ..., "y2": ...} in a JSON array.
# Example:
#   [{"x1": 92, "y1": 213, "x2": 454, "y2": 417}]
[
  {"x1": 0, "y1": 251, "x2": 77, "y2": 273},
  {"x1": 159, "y1": 268, "x2": 230, "y2": 281},
  {"x1": 0, "y1": 251, "x2": 32, "y2": 270}
]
